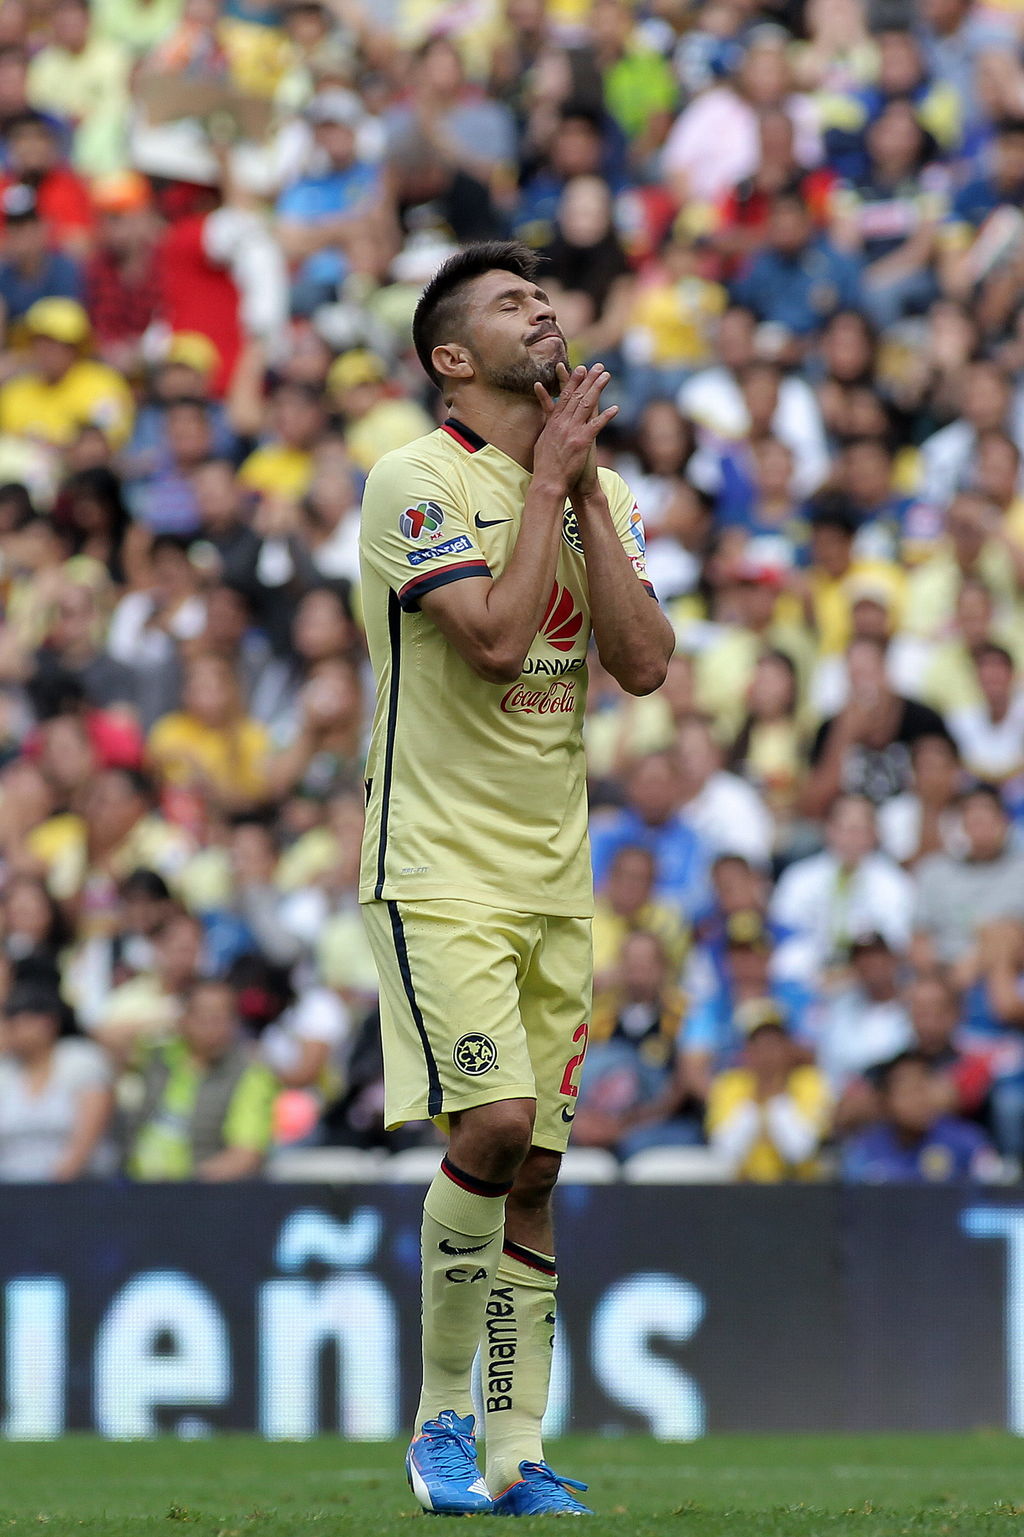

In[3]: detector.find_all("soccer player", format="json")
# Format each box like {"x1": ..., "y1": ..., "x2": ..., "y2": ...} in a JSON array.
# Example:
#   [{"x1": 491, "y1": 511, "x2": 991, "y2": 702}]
[{"x1": 358, "y1": 241, "x2": 673, "y2": 1517}]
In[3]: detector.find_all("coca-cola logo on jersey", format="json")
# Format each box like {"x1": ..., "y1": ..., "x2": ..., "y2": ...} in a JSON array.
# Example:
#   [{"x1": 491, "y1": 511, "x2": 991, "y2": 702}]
[{"x1": 500, "y1": 680, "x2": 577, "y2": 715}]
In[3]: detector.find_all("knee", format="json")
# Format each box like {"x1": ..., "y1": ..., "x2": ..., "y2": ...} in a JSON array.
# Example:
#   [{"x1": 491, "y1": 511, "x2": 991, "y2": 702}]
[
  {"x1": 449, "y1": 1100, "x2": 536, "y2": 1184},
  {"x1": 487, "y1": 1104, "x2": 537, "y2": 1172},
  {"x1": 509, "y1": 1148, "x2": 562, "y2": 1213}
]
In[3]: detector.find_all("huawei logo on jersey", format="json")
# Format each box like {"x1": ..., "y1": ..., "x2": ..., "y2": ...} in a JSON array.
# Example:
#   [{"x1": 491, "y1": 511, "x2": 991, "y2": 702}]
[{"x1": 540, "y1": 583, "x2": 583, "y2": 652}]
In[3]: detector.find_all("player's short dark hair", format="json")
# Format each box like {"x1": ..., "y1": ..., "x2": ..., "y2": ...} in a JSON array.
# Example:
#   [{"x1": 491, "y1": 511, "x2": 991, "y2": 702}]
[{"x1": 413, "y1": 241, "x2": 542, "y2": 389}]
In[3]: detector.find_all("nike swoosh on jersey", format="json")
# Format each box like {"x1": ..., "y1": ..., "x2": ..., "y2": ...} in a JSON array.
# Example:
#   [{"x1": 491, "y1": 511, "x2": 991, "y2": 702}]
[
  {"x1": 561, "y1": 1106, "x2": 576, "y2": 1123},
  {"x1": 438, "y1": 1237, "x2": 492, "y2": 1256},
  {"x1": 474, "y1": 512, "x2": 510, "y2": 529}
]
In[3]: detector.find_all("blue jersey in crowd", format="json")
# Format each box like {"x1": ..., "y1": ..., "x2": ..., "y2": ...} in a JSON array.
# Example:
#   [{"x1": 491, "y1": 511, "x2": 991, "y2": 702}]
[
  {"x1": 841, "y1": 1116, "x2": 993, "y2": 1183},
  {"x1": 590, "y1": 808, "x2": 710, "y2": 921}
]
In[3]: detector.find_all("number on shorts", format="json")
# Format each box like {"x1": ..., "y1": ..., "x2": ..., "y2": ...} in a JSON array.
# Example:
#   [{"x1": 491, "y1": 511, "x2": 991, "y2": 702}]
[{"x1": 559, "y1": 1020, "x2": 589, "y2": 1099}]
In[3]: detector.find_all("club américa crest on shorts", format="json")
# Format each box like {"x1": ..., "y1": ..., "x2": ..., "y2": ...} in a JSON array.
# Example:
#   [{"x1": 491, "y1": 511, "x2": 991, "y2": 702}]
[{"x1": 453, "y1": 1033, "x2": 498, "y2": 1075}]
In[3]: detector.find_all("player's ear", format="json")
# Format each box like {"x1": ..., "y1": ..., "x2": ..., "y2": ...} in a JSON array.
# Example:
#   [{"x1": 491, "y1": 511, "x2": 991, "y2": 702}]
[{"x1": 431, "y1": 343, "x2": 475, "y2": 384}]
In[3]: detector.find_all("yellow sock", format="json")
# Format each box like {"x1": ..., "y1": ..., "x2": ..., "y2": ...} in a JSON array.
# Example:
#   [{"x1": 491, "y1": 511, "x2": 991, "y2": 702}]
[
  {"x1": 416, "y1": 1156, "x2": 510, "y2": 1429},
  {"x1": 482, "y1": 1240, "x2": 557, "y2": 1495}
]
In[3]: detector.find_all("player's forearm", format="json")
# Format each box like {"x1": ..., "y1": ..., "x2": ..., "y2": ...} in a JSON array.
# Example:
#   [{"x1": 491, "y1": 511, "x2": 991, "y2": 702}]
[
  {"x1": 573, "y1": 489, "x2": 673, "y2": 696},
  {"x1": 472, "y1": 478, "x2": 569, "y2": 680}
]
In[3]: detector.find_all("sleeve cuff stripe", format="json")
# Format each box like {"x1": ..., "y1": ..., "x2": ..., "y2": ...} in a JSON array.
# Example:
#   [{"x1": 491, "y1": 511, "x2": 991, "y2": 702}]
[
  {"x1": 398, "y1": 559, "x2": 491, "y2": 610},
  {"x1": 642, "y1": 580, "x2": 658, "y2": 599}
]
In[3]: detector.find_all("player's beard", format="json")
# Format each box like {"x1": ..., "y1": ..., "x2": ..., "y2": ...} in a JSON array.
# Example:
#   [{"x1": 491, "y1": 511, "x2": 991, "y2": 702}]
[{"x1": 479, "y1": 342, "x2": 566, "y2": 397}]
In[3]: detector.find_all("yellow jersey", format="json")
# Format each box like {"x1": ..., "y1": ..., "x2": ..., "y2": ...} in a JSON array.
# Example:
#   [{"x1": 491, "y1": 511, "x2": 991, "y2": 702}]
[
  {"x1": 147, "y1": 713, "x2": 270, "y2": 801},
  {"x1": 358, "y1": 418, "x2": 653, "y2": 916},
  {"x1": 237, "y1": 444, "x2": 313, "y2": 499},
  {"x1": 706, "y1": 1065, "x2": 832, "y2": 1182},
  {"x1": 0, "y1": 360, "x2": 134, "y2": 448}
]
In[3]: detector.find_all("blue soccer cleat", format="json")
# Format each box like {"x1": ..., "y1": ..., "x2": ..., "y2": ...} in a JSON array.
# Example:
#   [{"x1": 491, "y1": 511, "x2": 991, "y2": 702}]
[
  {"x1": 405, "y1": 1410, "x2": 493, "y2": 1515},
  {"x1": 492, "y1": 1460, "x2": 593, "y2": 1516}
]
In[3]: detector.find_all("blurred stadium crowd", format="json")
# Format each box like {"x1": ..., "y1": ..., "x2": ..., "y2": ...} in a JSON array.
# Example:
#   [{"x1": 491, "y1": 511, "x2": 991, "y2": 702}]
[{"x1": 0, "y1": 0, "x2": 1021, "y2": 1186}]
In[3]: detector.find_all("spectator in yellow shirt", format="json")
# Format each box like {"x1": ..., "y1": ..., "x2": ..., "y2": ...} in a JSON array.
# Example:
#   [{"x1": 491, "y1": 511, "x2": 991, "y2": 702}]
[
  {"x1": 622, "y1": 214, "x2": 727, "y2": 411},
  {"x1": 26, "y1": 0, "x2": 131, "y2": 175},
  {"x1": 237, "y1": 380, "x2": 325, "y2": 499},
  {"x1": 903, "y1": 490, "x2": 1024, "y2": 642},
  {"x1": 327, "y1": 349, "x2": 434, "y2": 474},
  {"x1": 974, "y1": 427, "x2": 1024, "y2": 551},
  {"x1": 804, "y1": 495, "x2": 905, "y2": 657},
  {"x1": 592, "y1": 843, "x2": 689, "y2": 991},
  {"x1": 27, "y1": 764, "x2": 193, "y2": 917},
  {"x1": 0, "y1": 298, "x2": 134, "y2": 449},
  {"x1": 148, "y1": 653, "x2": 271, "y2": 812},
  {"x1": 705, "y1": 999, "x2": 832, "y2": 1181}
]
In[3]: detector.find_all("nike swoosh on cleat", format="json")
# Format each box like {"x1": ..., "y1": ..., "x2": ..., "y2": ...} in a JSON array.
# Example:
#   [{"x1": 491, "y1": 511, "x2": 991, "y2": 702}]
[
  {"x1": 474, "y1": 512, "x2": 510, "y2": 529},
  {"x1": 438, "y1": 1238, "x2": 491, "y2": 1255}
]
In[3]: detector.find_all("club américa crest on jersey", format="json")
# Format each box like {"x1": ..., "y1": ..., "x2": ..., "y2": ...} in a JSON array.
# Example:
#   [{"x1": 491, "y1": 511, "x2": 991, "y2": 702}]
[{"x1": 562, "y1": 505, "x2": 584, "y2": 552}]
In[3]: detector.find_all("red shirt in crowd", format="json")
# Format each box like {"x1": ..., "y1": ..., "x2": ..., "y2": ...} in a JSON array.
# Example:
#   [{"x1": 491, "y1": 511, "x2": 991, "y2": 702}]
[
  {"x1": 156, "y1": 212, "x2": 241, "y2": 396},
  {"x1": 84, "y1": 248, "x2": 163, "y2": 348},
  {"x1": 0, "y1": 167, "x2": 93, "y2": 246}
]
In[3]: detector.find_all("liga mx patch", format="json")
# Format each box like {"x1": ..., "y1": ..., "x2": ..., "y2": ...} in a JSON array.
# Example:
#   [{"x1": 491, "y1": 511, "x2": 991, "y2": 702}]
[
  {"x1": 629, "y1": 503, "x2": 646, "y2": 554},
  {"x1": 453, "y1": 1033, "x2": 498, "y2": 1075},
  {"x1": 400, "y1": 500, "x2": 445, "y2": 540}
]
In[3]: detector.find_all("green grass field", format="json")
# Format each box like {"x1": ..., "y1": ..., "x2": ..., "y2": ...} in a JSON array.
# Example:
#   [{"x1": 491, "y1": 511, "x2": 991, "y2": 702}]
[{"x1": 0, "y1": 1435, "x2": 1022, "y2": 1536}]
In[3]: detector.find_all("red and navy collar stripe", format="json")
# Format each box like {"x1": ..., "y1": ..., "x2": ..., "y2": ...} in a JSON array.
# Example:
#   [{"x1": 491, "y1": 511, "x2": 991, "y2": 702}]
[{"x1": 441, "y1": 418, "x2": 488, "y2": 454}]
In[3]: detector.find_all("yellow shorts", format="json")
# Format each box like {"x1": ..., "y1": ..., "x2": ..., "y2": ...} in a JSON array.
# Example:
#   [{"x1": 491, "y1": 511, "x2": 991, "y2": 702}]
[{"x1": 362, "y1": 897, "x2": 593, "y2": 1154}]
